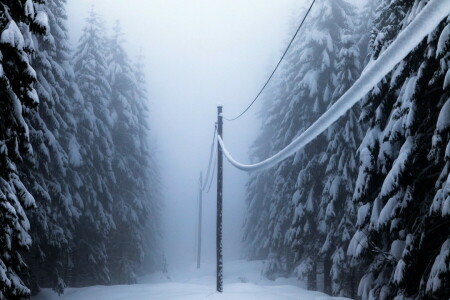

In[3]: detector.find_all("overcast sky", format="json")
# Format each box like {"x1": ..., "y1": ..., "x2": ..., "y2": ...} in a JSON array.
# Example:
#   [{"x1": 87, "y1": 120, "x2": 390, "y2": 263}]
[{"x1": 65, "y1": 0, "x2": 362, "y2": 270}]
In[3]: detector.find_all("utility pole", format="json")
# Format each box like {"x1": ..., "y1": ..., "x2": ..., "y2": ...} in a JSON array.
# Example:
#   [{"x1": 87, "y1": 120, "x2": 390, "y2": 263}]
[
  {"x1": 216, "y1": 106, "x2": 223, "y2": 292},
  {"x1": 197, "y1": 172, "x2": 202, "y2": 269}
]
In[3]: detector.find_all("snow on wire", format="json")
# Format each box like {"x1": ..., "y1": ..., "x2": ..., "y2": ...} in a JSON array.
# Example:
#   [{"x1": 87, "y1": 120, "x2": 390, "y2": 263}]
[{"x1": 218, "y1": 0, "x2": 450, "y2": 172}]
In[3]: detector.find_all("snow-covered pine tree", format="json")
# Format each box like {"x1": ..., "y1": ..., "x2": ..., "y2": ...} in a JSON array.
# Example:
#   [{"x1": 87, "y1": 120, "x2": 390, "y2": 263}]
[
  {"x1": 243, "y1": 76, "x2": 301, "y2": 279},
  {"x1": 19, "y1": 0, "x2": 83, "y2": 295},
  {"x1": 107, "y1": 21, "x2": 160, "y2": 284},
  {"x1": 132, "y1": 52, "x2": 161, "y2": 275},
  {"x1": 244, "y1": 1, "x2": 361, "y2": 291},
  {"x1": 281, "y1": 0, "x2": 357, "y2": 291},
  {"x1": 356, "y1": 0, "x2": 379, "y2": 67},
  {"x1": 0, "y1": 1, "x2": 47, "y2": 298},
  {"x1": 348, "y1": 1, "x2": 450, "y2": 299},
  {"x1": 426, "y1": 14, "x2": 450, "y2": 299},
  {"x1": 318, "y1": 30, "x2": 363, "y2": 297},
  {"x1": 243, "y1": 83, "x2": 286, "y2": 264},
  {"x1": 71, "y1": 8, "x2": 115, "y2": 286}
]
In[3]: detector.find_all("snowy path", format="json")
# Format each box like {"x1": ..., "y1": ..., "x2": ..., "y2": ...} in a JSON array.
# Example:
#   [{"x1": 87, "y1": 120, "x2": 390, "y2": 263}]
[{"x1": 33, "y1": 260, "x2": 351, "y2": 300}]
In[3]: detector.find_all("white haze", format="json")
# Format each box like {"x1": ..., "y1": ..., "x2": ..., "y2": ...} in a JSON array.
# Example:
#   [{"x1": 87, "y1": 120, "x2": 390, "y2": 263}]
[{"x1": 66, "y1": 0, "x2": 364, "y2": 271}]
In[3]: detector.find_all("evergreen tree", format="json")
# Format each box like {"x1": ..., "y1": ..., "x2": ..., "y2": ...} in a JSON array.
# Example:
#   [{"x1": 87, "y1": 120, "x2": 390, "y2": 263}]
[
  {"x1": 244, "y1": 1, "x2": 362, "y2": 293},
  {"x1": 132, "y1": 52, "x2": 161, "y2": 275},
  {"x1": 243, "y1": 85, "x2": 285, "y2": 263},
  {"x1": 0, "y1": 1, "x2": 47, "y2": 298},
  {"x1": 20, "y1": 0, "x2": 83, "y2": 295},
  {"x1": 319, "y1": 31, "x2": 363, "y2": 297},
  {"x1": 357, "y1": 0, "x2": 379, "y2": 67},
  {"x1": 282, "y1": 0, "x2": 357, "y2": 291},
  {"x1": 425, "y1": 10, "x2": 450, "y2": 299},
  {"x1": 348, "y1": 1, "x2": 450, "y2": 299},
  {"x1": 72, "y1": 8, "x2": 115, "y2": 286},
  {"x1": 107, "y1": 22, "x2": 160, "y2": 284}
]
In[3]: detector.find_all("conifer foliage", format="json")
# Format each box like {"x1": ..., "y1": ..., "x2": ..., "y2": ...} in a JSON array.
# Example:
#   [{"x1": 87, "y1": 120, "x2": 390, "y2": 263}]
[
  {"x1": 20, "y1": 0, "x2": 84, "y2": 295},
  {"x1": 72, "y1": 8, "x2": 116, "y2": 286},
  {"x1": 243, "y1": 0, "x2": 450, "y2": 299},
  {"x1": 245, "y1": 0, "x2": 363, "y2": 296},
  {"x1": 107, "y1": 21, "x2": 160, "y2": 284},
  {"x1": 348, "y1": 1, "x2": 450, "y2": 299},
  {"x1": 1, "y1": 1, "x2": 160, "y2": 298},
  {"x1": 0, "y1": 1, "x2": 47, "y2": 298}
]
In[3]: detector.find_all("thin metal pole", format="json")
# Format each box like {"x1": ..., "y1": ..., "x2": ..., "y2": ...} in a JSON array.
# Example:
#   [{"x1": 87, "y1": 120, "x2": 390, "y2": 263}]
[
  {"x1": 216, "y1": 106, "x2": 223, "y2": 292},
  {"x1": 197, "y1": 172, "x2": 202, "y2": 269}
]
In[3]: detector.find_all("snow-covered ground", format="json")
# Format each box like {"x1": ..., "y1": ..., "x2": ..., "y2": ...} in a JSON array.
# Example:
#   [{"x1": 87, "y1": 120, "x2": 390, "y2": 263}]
[{"x1": 33, "y1": 260, "x2": 351, "y2": 300}]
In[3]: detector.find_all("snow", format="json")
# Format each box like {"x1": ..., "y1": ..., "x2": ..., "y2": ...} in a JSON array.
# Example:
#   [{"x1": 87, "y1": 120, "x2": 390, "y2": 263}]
[
  {"x1": 444, "y1": 69, "x2": 450, "y2": 90},
  {"x1": 33, "y1": 260, "x2": 350, "y2": 300},
  {"x1": 436, "y1": 23, "x2": 450, "y2": 57},
  {"x1": 1, "y1": 21, "x2": 24, "y2": 49},
  {"x1": 436, "y1": 98, "x2": 450, "y2": 131},
  {"x1": 347, "y1": 230, "x2": 367, "y2": 258},
  {"x1": 35, "y1": 11, "x2": 49, "y2": 31},
  {"x1": 390, "y1": 240, "x2": 405, "y2": 261},
  {"x1": 393, "y1": 259, "x2": 406, "y2": 284},
  {"x1": 377, "y1": 195, "x2": 398, "y2": 228},
  {"x1": 68, "y1": 137, "x2": 82, "y2": 167},
  {"x1": 357, "y1": 203, "x2": 370, "y2": 226},
  {"x1": 218, "y1": 0, "x2": 450, "y2": 172},
  {"x1": 24, "y1": 0, "x2": 35, "y2": 17},
  {"x1": 425, "y1": 239, "x2": 450, "y2": 294}
]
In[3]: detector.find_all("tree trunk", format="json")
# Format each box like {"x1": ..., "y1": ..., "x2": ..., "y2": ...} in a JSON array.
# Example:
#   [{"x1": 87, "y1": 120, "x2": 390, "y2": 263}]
[
  {"x1": 307, "y1": 262, "x2": 317, "y2": 291},
  {"x1": 323, "y1": 256, "x2": 332, "y2": 295},
  {"x1": 349, "y1": 269, "x2": 356, "y2": 299}
]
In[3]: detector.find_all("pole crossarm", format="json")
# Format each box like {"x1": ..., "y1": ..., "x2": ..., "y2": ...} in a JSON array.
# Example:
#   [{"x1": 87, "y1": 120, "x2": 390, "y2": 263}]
[{"x1": 218, "y1": 0, "x2": 450, "y2": 172}]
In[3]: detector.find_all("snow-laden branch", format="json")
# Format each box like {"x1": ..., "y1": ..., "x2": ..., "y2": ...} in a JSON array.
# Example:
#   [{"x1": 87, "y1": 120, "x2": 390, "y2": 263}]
[{"x1": 218, "y1": 0, "x2": 450, "y2": 172}]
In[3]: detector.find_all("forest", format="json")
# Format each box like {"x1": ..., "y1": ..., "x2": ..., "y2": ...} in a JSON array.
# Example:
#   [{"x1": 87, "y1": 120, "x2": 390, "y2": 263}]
[
  {"x1": 0, "y1": 0, "x2": 449, "y2": 300},
  {"x1": 0, "y1": 0, "x2": 160, "y2": 298}
]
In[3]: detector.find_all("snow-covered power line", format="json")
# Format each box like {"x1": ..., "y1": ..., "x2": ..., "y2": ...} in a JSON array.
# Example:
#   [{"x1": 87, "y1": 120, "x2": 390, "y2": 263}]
[
  {"x1": 201, "y1": 125, "x2": 217, "y2": 190},
  {"x1": 223, "y1": 0, "x2": 316, "y2": 122},
  {"x1": 205, "y1": 151, "x2": 217, "y2": 193},
  {"x1": 218, "y1": 0, "x2": 450, "y2": 172}
]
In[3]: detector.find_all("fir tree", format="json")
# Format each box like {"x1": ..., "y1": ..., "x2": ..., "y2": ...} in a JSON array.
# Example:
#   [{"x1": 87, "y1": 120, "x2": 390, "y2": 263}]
[
  {"x1": 107, "y1": 22, "x2": 160, "y2": 284},
  {"x1": 348, "y1": 1, "x2": 450, "y2": 299},
  {"x1": 71, "y1": 8, "x2": 115, "y2": 286},
  {"x1": 20, "y1": 0, "x2": 83, "y2": 295},
  {"x1": 243, "y1": 85, "x2": 286, "y2": 263},
  {"x1": 132, "y1": 52, "x2": 161, "y2": 275},
  {"x1": 244, "y1": 1, "x2": 361, "y2": 293},
  {"x1": 0, "y1": 1, "x2": 47, "y2": 298},
  {"x1": 319, "y1": 31, "x2": 363, "y2": 297},
  {"x1": 283, "y1": 0, "x2": 357, "y2": 290}
]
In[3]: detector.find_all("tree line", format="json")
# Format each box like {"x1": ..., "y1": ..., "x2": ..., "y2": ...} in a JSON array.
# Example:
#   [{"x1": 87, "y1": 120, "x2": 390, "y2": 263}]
[
  {"x1": 0, "y1": 1, "x2": 160, "y2": 299},
  {"x1": 243, "y1": 0, "x2": 449, "y2": 299}
]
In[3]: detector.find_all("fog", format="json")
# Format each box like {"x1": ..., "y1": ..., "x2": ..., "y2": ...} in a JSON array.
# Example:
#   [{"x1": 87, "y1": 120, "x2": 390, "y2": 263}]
[{"x1": 65, "y1": 0, "x2": 327, "y2": 270}]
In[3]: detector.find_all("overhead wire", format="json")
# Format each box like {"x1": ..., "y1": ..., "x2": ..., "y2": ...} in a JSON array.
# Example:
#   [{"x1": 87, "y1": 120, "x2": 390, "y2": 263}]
[
  {"x1": 201, "y1": 124, "x2": 217, "y2": 190},
  {"x1": 218, "y1": 0, "x2": 450, "y2": 172},
  {"x1": 205, "y1": 149, "x2": 217, "y2": 193},
  {"x1": 223, "y1": 0, "x2": 316, "y2": 122}
]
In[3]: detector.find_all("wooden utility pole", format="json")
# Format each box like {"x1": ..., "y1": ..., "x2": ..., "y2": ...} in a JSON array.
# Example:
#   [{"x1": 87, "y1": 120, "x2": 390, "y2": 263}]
[
  {"x1": 197, "y1": 172, "x2": 202, "y2": 269},
  {"x1": 216, "y1": 106, "x2": 223, "y2": 292}
]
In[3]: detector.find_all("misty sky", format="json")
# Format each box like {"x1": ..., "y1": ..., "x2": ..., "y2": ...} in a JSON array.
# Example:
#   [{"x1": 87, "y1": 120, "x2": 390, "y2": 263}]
[{"x1": 65, "y1": 0, "x2": 365, "y2": 270}]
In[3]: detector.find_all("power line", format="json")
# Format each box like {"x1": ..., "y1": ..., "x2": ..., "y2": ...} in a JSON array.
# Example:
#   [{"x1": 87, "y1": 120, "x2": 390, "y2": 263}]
[
  {"x1": 218, "y1": 0, "x2": 450, "y2": 171},
  {"x1": 223, "y1": 0, "x2": 316, "y2": 122},
  {"x1": 205, "y1": 150, "x2": 217, "y2": 193},
  {"x1": 201, "y1": 124, "x2": 217, "y2": 190}
]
